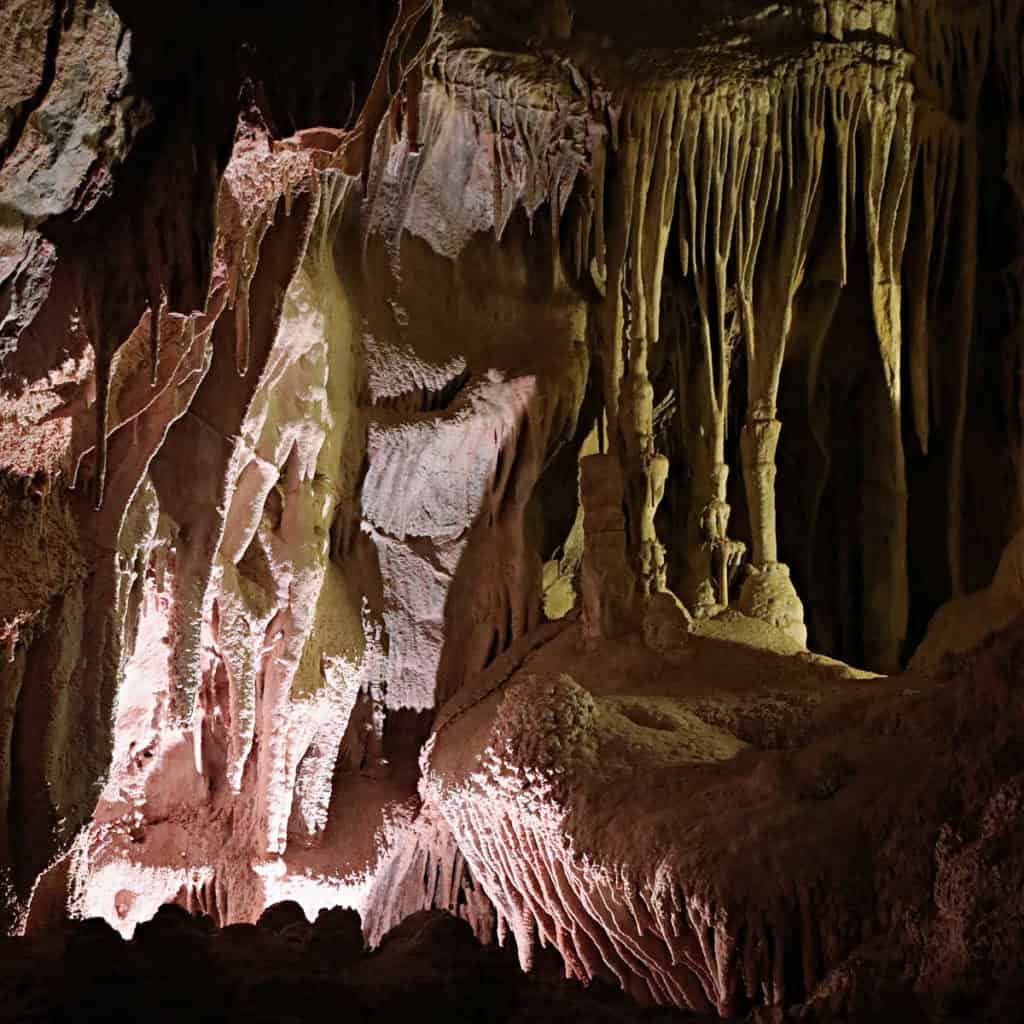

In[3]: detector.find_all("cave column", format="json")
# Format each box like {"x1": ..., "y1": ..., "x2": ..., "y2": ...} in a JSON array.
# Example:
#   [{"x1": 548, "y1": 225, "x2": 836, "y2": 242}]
[
  {"x1": 594, "y1": 90, "x2": 681, "y2": 630},
  {"x1": 696, "y1": 460, "x2": 741, "y2": 617},
  {"x1": 619, "y1": 351, "x2": 670, "y2": 602},
  {"x1": 677, "y1": 93, "x2": 749, "y2": 617},
  {"x1": 738, "y1": 395, "x2": 807, "y2": 646},
  {"x1": 580, "y1": 453, "x2": 638, "y2": 644},
  {"x1": 740, "y1": 397, "x2": 781, "y2": 567},
  {"x1": 733, "y1": 76, "x2": 824, "y2": 647},
  {"x1": 737, "y1": 300, "x2": 808, "y2": 647}
]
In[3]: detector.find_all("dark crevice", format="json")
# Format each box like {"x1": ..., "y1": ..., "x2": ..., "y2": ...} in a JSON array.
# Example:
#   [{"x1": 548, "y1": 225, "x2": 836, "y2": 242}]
[{"x1": 373, "y1": 368, "x2": 471, "y2": 415}]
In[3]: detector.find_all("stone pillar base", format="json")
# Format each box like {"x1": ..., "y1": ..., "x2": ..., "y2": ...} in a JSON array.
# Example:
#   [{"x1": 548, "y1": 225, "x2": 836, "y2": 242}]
[
  {"x1": 642, "y1": 590, "x2": 694, "y2": 663},
  {"x1": 738, "y1": 561, "x2": 807, "y2": 648}
]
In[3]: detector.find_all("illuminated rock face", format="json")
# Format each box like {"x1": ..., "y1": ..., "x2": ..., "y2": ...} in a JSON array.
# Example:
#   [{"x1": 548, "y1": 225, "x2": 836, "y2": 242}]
[
  {"x1": 2, "y1": 1, "x2": 1024, "y2": 1019},
  {"x1": 425, "y1": 618, "x2": 1024, "y2": 1019}
]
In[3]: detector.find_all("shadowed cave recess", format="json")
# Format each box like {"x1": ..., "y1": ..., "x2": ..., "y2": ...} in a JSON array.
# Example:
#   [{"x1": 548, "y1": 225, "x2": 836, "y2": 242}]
[{"x1": 2, "y1": 0, "x2": 1024, "y2": 1020}]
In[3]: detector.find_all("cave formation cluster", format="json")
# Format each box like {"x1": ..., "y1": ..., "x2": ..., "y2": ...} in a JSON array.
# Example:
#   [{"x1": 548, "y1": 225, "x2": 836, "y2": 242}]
[{"x1": 2, "y1": 1, "x2": 1024, "y2": 1020}]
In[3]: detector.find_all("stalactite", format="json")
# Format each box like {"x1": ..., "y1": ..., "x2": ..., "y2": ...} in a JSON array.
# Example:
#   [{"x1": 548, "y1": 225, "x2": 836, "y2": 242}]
[
  {"x1": 84, "y1": 291, "x2": 111, "y2": 512},
  {"x1": 854, "y1": 59, "x2": 916, "y2": 670},
  {"x1": 331, "y1": 0, "x2": 441, "y2": 180},
  {"x1": 283, "y1": 170, "x2": 294, "y2": 219},
  {"x1": 230, "y1": 208, "x2": 273, "y2": 378},
  {"x1": 148, "y1": 288, "x2": 162, "y2": 388},
  {"x1": 829, "y1": 84, "x2": 864, "y2": 288},
  {"x1": 863, "y1": 69, "x2": 915, "y2": 409},
  {"x1": 906, "y1": 112, "x2": 961, "y2": 455}
]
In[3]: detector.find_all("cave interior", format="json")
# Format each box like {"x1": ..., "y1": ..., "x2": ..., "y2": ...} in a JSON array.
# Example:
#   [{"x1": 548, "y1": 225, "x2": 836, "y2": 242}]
[{"x1": 1, "y1": 1, "x2": 1024, "y2": 1021}]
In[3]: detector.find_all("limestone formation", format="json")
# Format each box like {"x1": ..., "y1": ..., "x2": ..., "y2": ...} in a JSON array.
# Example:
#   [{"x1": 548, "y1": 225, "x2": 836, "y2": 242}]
[{"x1": 1, "y1": 1, "x2": 1023, "y2": 1021}]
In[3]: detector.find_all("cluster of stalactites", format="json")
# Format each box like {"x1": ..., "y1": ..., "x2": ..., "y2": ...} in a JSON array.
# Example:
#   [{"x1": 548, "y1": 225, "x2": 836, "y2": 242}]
[
  {"x1": 565, "y1": 45, "x2": 919, "y2": 646},
  {"x1": 898, "y1": 0, "x2": 1024, "y2": 598},
  {"x1": 548, "y1": 0, "x2": 1024, "y2": 655},
  {"x1": 428, "y1": 35, "x2": 597, "y2": 242},
  {"x1": 900, "y1": 0, "x2": 990, "y2": 445}
]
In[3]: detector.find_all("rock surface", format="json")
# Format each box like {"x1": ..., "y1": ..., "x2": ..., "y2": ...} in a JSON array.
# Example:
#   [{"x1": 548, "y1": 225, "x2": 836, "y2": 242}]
[{"x1": 426, "y1": 611, "x2": 1024, "y2": 1019}]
